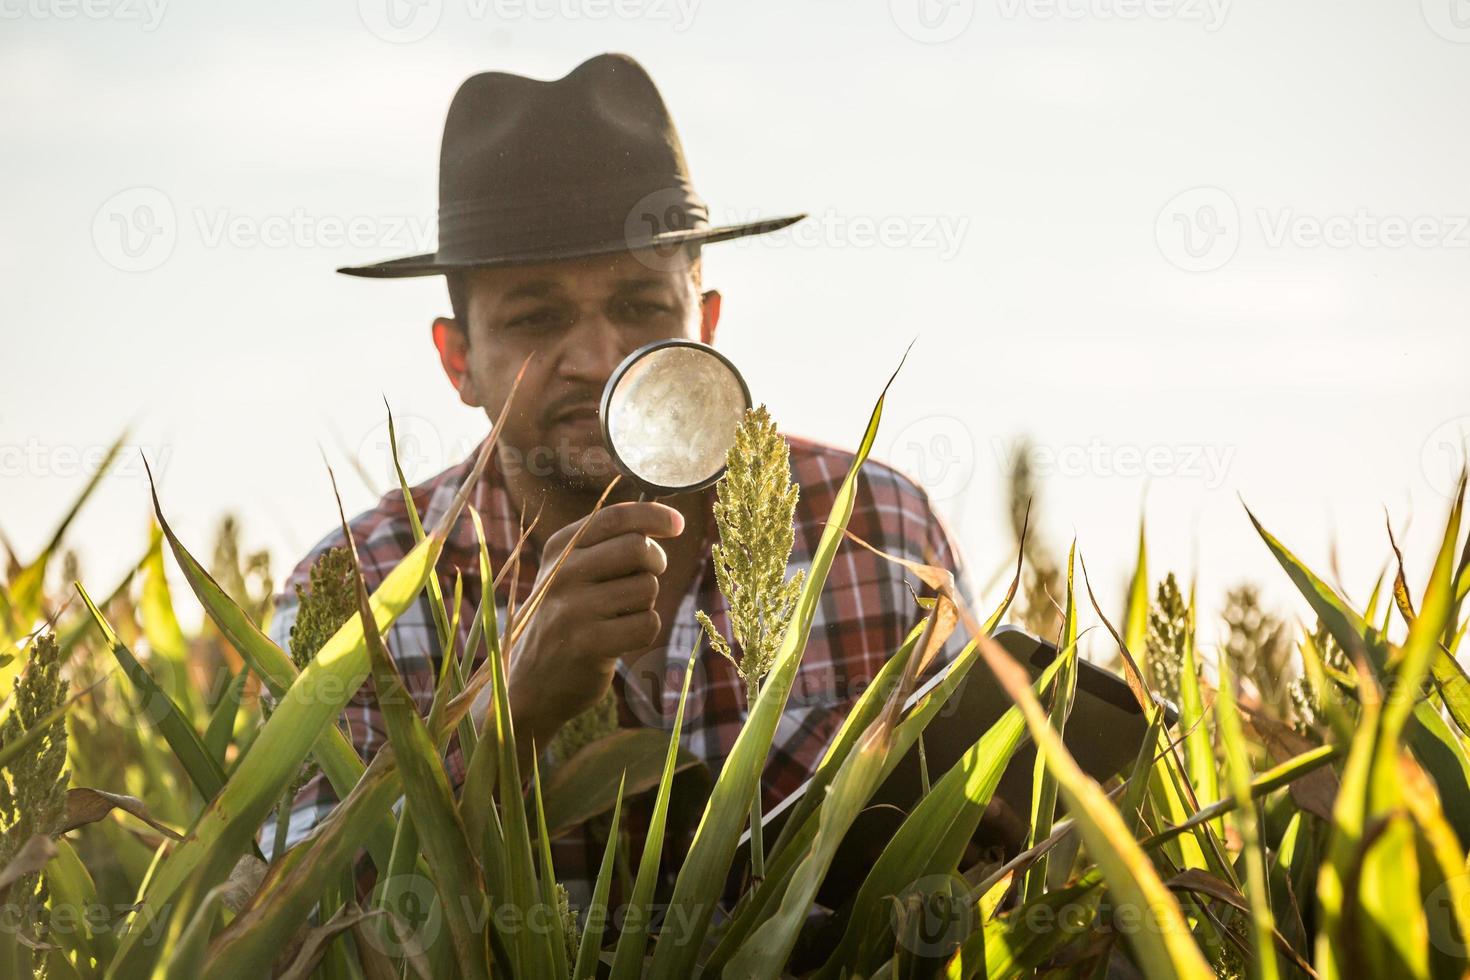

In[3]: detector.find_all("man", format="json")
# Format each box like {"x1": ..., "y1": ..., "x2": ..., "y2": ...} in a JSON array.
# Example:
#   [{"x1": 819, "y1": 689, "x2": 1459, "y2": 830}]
[{"x1": 265, "y1": 53, "x2": 974, "y2": 908}]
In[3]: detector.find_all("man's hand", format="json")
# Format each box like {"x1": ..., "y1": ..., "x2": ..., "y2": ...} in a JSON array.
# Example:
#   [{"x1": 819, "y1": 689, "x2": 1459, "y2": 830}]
[{"x1": 503, "y1": 501, "x2": 685, "y2": 760}]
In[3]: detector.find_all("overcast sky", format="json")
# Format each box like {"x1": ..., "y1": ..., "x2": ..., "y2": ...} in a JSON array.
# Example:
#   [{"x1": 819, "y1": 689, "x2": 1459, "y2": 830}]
[{"x1": 4, "y1": 0, "x2": 1468, "y2": 651}]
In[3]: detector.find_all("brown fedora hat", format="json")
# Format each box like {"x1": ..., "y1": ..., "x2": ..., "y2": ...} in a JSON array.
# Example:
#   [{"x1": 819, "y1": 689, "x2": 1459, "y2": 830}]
[{"x1": 339, "y1": 53, "x2": 804, "y2": 278}]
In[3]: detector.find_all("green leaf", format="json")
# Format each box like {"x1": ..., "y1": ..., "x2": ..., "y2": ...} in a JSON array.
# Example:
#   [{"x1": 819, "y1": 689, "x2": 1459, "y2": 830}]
[
  {"x1": 110, "y1": 432, "x2": 504, "y2": 974},
  {"x1": 610, "y1": 643, "x2": 699, "y2": 980},
  {"x1": 341, "y1": 485, "x2": 491, "y2": 980},
  {"x1": 77, "y1": 583, "x2": 226, "y2": 804},
  {"x1": 573, "y1": 775, "x2": 625, "y2": 980},
  {"x1": 141, "y1": 525, "x2": 195, "y2": 719},
  {"x1": 202, "y1": 667, "x2": 248, "y2": 770},
  {"x1": 540, "y1": 729, "x2": 702, "y2": 838},
  {"x1": 150, "y1": 490, "x2": 395, "y2": 871},
  {"x1": 1024, "y1": 542, "x2": 1077, "y2": 902},
  {"x1": 645, "y1": 362, "x2": 899, "y2": 980},
  {"x1": 821, "y1": 647, "x2": 1069, "y2": 976},
  {"x1": 972, "y1": 630, "x2": 1214, "y2": 980},
  {"x1": 1215, "y1": 658, "x2": 1281, "y2": 980}
]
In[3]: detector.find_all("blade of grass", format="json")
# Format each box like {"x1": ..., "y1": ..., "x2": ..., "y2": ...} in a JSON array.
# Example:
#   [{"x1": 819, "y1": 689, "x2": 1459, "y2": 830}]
[
  {"x1": 1024, "y1": 542, "x2": 1077, "y2": 901},
  {"x1": 149, "y1": 487, "x2": 394, "y2": 871},
  {"x1": 109, "y1": 407, "x2": 514, "y2": 975},
  {"x1": 77, "y1": 584, "x2": 226, "y2": 803},
  {"x1": 609, "y1": 640, "x2": 698, "y2": 980},
  {"x1": 336, "y1": 473, "x2": 491, "y2": 980},
  {"x1": 820, "y1": 646, "x2": 1069, "y2": 976},
  {"x1": 202, "y1": 667, "x2": 247, "y2": 769},
  {"x1": 1177, "y1": 586, "x2": 1218, "y2": 836},
  {"x1": 1216, "y1": 657, "x2": 1281, "y2": 980},
  {"x1": 645, "y1": 358, "x2": 901, "y2": 980},
  {"x1": 573, "y1": 774, "x2": 625, "y2": 980},
  {"x1": 972, "y1": 628, "x2": 1214, "y2": 980}
]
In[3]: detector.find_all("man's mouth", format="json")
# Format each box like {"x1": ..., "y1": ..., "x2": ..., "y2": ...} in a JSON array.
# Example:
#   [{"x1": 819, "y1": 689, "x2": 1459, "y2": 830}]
[{"x1": 551, "y1": 404, "x2": 600, "y2": 425}]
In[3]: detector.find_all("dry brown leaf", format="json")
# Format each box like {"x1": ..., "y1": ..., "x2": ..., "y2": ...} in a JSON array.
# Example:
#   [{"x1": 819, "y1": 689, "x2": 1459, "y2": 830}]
[
  {"x1": 62, "y1": 787, "x2": 184, "y2": 840},
  {"x1": 276, "y1": 904, "x2": 383, "y2": 980}
]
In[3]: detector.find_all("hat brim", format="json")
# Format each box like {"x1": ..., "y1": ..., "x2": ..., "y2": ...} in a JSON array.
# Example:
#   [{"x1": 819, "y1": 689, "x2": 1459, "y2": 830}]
[{"x1": 336, "y1": 214, "x2": 805, "y2": 279}]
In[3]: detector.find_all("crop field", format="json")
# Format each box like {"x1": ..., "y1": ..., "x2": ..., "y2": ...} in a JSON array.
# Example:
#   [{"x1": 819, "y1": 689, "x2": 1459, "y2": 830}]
[{"x1": 2, "y1": 384, "x2": 1468, "y2": 979}]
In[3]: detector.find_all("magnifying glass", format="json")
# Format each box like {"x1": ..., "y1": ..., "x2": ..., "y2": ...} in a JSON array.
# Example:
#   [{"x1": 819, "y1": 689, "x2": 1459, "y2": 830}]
[{"x1": 599, "y1": 339, "x2": 752, "y2": 499}]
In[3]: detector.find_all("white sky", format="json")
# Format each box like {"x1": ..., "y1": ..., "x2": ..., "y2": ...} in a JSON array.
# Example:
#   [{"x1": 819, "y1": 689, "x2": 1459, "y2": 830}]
[{"x1": 3, "y1": 0, "x2": 1468, "y2": 653}]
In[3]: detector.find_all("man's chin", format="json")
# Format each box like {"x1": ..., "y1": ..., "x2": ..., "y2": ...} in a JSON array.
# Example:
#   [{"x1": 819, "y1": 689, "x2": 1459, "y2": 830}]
[{"x1": 499, "y1": 438, "x2": 622, "y2": 494}]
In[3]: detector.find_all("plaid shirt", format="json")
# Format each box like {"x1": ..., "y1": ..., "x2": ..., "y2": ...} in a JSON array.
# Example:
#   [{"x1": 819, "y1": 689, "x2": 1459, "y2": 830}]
[{"x1": 262, "y1": 433, "x2": 974, "y2": 908}]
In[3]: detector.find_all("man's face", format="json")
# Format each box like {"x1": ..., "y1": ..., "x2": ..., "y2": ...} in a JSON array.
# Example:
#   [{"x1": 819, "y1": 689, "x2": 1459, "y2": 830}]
[{"x1": 435, "y1": 249, "x2": 717, "y2": 495}]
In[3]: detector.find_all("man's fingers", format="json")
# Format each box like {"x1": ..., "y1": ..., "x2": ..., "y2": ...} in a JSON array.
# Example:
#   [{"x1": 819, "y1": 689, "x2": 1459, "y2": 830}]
[
  {"x1": 600, "y1": 610, "x2": 661, "y2": 653},
  {"x1": 584, "y1": 572, "x2": 660, "y2": 618},
  {"x1": 572, "y1": 502, "x2": 685, "y2": 549},
  {"x1": 575, "y1": 533, "x2": 668, "y2": 581}
]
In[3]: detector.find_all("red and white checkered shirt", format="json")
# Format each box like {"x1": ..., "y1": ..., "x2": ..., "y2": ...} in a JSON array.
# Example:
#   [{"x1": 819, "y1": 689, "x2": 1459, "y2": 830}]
[{"x1": 263, "y1": 432, "x2": 974, "y2": 908}]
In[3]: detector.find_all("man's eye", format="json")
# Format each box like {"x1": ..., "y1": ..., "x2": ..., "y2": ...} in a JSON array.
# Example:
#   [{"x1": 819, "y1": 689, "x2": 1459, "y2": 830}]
[
  {"x1": 620, "y1": 300, "x2": 671, "y2": 320},
  {"x1": 507, "y1": 309, "x2": 564, "y2": 329}
]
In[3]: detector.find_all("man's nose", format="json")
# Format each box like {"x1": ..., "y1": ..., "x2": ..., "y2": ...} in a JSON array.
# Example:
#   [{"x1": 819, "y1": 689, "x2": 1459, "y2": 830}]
[{"x1": 557, "y1": 314, "x2": 626, "y2": 383}]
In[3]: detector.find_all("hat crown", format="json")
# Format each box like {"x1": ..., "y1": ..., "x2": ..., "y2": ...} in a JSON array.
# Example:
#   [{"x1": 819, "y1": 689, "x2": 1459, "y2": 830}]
[
  {"x1": 336, "y1": 53, "x2": 803, "y2": 278},
  {"x1": 439, "y1": 53, "x2": 696, "y2": 215}
]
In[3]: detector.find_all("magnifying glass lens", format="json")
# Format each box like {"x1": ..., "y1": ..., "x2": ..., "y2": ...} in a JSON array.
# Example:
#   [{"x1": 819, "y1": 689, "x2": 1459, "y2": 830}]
[{"x1": 602, "y1": 343, "x2": 750, "y2": 494}]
